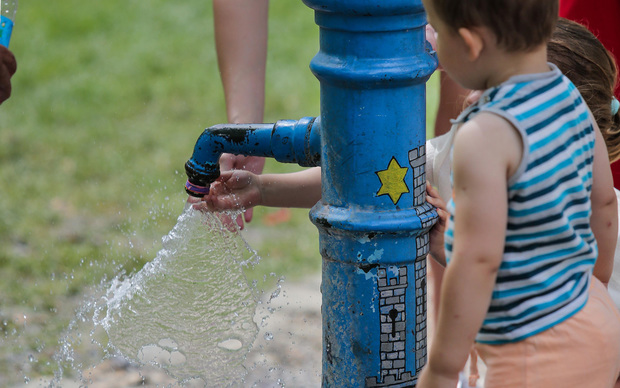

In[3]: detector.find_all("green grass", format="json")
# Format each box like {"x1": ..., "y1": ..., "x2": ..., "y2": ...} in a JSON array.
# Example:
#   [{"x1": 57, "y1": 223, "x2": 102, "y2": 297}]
[{"x1": 0, "y1": 0, "x2": 439, "y2": 381}]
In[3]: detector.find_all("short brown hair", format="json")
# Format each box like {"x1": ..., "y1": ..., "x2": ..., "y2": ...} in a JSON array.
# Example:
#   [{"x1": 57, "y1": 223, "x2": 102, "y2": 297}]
[
  {"x1": 548, "y1": 18, "x2": 620, "y2": 162},
  {"x1": 430, "y1": 0, "x2": 559, "y2": 52}
]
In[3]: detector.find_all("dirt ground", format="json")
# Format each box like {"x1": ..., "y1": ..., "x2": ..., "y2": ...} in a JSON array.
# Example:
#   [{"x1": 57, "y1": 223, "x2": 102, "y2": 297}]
[
  {"x1": 14, "y1": 275, "x2": 323, "y2": 388},
  {"x1": 15, "y1": 273, "x2": 484, "y2": 388}
]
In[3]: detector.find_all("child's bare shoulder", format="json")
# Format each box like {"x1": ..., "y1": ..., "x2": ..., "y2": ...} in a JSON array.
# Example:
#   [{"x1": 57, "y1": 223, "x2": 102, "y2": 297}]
[{"x1": 454, "y1": 112, "x2": 523, "y2": 175}]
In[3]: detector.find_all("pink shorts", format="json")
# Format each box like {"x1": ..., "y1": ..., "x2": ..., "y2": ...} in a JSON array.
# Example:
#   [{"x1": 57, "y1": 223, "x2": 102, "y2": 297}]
[{"x1": 475, "y1": 278, "x2": 620, "y2": 388}]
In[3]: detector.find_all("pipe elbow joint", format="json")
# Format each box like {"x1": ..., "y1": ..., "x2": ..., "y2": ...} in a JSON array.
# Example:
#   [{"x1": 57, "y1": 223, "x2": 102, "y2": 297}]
[
  {"x1": 184, "y1": 117, "x2": 321, "y2": 197},
  {"x1": 184, "y1": 125, "x2": 230, "y2": 197}
]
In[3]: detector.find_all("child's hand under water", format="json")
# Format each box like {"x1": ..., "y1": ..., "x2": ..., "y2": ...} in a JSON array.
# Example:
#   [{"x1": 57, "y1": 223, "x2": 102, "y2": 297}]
[{"x1": 188, "y1": 170, "x2": 263, "y2": 230}]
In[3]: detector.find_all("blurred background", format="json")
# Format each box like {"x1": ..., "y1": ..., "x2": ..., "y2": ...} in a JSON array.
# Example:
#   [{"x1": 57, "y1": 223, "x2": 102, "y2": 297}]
[{"x1": 0, "y1": 0, "x2": 439, "y2": 383}]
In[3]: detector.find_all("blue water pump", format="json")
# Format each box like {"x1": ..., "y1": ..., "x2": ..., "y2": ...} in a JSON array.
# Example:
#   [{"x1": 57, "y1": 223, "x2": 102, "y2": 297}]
[{"x1": 184, "y1": 0, "x2": 438, "y2": 386}]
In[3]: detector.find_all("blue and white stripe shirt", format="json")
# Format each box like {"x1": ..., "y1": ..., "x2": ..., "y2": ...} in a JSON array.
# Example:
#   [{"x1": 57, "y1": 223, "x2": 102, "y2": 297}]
[{"x1": 444, "y1": 64, "x2": 597, "y2": 344}]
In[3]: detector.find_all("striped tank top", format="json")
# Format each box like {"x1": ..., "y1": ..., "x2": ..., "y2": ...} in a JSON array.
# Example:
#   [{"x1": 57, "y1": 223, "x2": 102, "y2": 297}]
[{"x1": 444, "y1": 64, "x2": 597, "y2": 344}]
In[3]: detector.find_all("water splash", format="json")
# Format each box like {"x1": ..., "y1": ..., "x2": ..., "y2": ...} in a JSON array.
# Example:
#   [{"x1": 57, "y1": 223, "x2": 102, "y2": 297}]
[{"x1": 50, "y1": 204, "x2": 261, "y2": 386}]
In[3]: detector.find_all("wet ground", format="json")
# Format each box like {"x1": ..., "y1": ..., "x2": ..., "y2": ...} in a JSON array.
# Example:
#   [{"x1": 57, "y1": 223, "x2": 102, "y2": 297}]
[
  {"x1": 12, "y1": 273, "x2": 484, "y2": 387},
  {"x1": 11, "y1": 275, "x2": 323, "y2": 388}
]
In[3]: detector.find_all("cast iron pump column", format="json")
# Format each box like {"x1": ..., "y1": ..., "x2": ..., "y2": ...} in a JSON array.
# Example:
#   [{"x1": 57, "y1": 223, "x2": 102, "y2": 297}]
[
  {"x1": 184, "y1": 0, "x2": 437, "y2": 386},
  {"x1": 305, "y1": 1, "x2": 437, "y2": 386}
]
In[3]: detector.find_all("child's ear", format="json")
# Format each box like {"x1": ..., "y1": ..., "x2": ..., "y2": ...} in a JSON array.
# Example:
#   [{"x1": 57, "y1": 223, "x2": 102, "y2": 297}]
[{"x1": 458, "y1": 27, "x2": 484, "y2": 61}]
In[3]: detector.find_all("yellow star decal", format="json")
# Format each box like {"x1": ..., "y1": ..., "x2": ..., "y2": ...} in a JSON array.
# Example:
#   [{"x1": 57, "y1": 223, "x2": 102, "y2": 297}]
[{"x1": 376, "y1": 157, "x2": 409, "y2": 204}]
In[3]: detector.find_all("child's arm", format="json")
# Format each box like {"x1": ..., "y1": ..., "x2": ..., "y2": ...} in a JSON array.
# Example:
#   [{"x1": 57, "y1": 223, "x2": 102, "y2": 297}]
[
  {"x1": 418, "y1": 114, "x2": 522, "y2": 388},
  {"x1": 590, "y1": 125, "x2": 618, "y2": 286},
  {"x1": 195, "y1": 167, "x2": 322, "y2": 211},
  {"x1": 258, "y1": 167, "x2": 322, "y2": 208}
]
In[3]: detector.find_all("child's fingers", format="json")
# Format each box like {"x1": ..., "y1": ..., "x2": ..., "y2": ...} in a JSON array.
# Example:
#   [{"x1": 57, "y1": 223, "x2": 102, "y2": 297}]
[
  {"x1": 435, "y1": 207, "x2": 449, "y2": 225},
  {"x1": 220, "y1": 169, "x2": 252, "y2": 183},
  {"x1": 428, "y1": 196, "x2": 439, "y2": 208},
  {"x1": 209, "y1": 171, "x2": 236, "y2": 193},
  {"x1": 426, "y1": 182, "x2": 448, "y2": 213},
  {"x1": 190, "y1": 200, "x2": 209, "y2": 212},
  {"x1": 426, "y1": 181, "x2": 440, "y2": 198},
  {"x1": 186, "y1": 196, "x2": 202, "y2": 205},
  {"x1": 426, "y1": 194, "x2": 446, "y2": 210},
  {"x1": 207, "y1": 181, "x2": 230, "y2": 197},
  {"x1": 189, "y1": 197, "x2": 243, "y2": 232},
  {"x1": 189, "y1": 193, "x2": 238, "y2": 212},
  {"x1": 211, "y1": 196, "x2": 240, "y2": 210},
  {"x1": 217, "y1": 170, "x2": 235, "y2": 182},
  {"x1": 234, "y1": 214, "x2": 245, "y2": 230},
  {"x1": 206, "y1": 192, "x2": 248, "y2": 211},
  {"x1": 217, "y1": 212, "x2": 242, "y2": 232}
]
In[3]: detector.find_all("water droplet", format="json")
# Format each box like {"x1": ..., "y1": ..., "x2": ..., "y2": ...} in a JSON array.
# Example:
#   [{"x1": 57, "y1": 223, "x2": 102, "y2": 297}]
[{"x1": 264, "y1": 332, "x2": 274, "y2": 341}]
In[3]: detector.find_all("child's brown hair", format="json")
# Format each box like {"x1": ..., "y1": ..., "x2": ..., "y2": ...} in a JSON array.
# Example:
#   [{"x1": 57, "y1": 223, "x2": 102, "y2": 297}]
[
  {"x1": 548, "y1": 18, "x2": 620, "y2": 162},
  {"x1": 429, "y1": 0, "x2": 558, "y2": 52}
]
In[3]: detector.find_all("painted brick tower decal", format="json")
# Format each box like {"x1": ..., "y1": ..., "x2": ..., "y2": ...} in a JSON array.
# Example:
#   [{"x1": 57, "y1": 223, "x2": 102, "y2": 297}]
[
  {"x1": 414, "y1": 235, "x2": 428, "y2": 374},
  {"x1": 409, "y1": 145, "x2": 426, "y2": 207},
  {"x1": 366, "y1": 266, "x2": 415, "y2": 387},
  {"x1": 365, "y1": 144, "x2": 431, "y2": 387},
  {"x1": 411, "y1": 144, "x2": 431, "y2": 375}
]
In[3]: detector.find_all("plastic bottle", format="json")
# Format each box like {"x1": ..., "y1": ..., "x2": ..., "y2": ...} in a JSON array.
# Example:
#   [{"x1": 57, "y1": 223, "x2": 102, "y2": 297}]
[{"x1": 0, "y1": 0, "x2": 17, "y2": 47}]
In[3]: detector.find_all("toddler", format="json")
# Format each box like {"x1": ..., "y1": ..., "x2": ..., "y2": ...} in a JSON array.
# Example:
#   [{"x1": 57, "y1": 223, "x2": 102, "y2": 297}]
[{"x1": 418, "y1": 1, "x2": 619, "y2": 387}]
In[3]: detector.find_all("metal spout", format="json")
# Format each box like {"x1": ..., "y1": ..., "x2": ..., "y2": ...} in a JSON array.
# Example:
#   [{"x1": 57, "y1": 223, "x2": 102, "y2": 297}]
[{"x1": 184, "y1": 116, "x2": 321, "y2": 197}]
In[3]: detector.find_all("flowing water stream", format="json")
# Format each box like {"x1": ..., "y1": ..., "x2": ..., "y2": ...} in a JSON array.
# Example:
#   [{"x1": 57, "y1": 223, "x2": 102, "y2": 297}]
[
  {"x1": 91, "y1": 204, "x2": 259, "y2": 385},
  {"x1": 10, "y1": 204, "x2": 291, "y2": 387}
]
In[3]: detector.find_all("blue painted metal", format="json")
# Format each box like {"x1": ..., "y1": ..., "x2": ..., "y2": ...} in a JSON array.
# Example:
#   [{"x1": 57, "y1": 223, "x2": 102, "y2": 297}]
[
  {"x1": 184, "y1": 0, "x2": 437, "y2": 386},
  {"x1": 303, "y1": 1, "x2": 437, "y2": 386},
  {"x1": 184, "y1": 117, "x2": 321, "y2": 196}
]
